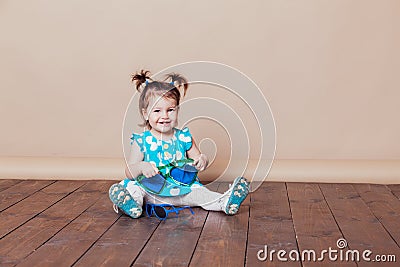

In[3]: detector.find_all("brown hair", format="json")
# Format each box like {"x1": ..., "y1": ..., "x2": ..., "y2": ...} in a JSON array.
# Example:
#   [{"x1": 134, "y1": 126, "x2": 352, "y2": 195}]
[{"x1": 131, "y1": 70, "x2": 188, "y2": 129}]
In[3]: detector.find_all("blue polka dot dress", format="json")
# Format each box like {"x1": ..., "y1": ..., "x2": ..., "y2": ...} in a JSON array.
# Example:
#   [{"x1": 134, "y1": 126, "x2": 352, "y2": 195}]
[{"x1": 131, "y1": 127, "x2": 203, "y2": 196}]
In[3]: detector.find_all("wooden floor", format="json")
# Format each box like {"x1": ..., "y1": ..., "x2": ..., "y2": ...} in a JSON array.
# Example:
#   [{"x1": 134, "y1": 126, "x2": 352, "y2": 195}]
[{"x1": 1, "y1": 180, "x2": 400, "y2": 267}]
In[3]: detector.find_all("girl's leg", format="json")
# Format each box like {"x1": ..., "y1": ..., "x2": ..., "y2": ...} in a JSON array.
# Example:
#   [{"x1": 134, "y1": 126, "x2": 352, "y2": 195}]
[
  {"x1": 146, "y1": 177, "x2": 250, "y2": 215},
  {"x1": 120, "y1": 179, "x2": 146, "y2": 206},
  {"x1": 145, "y1": 185, "x2": 226, "y2": 211}
]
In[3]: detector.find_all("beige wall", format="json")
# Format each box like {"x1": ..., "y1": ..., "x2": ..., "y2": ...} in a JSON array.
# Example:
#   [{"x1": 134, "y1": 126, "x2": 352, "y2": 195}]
[{"x1": 1, "y1": 0, "x2": 399, "y2": 182}]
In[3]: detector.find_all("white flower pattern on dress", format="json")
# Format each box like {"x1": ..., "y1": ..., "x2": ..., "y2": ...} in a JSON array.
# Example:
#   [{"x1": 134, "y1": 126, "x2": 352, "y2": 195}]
[
  {"x1": 145, "y1": 136, "x2": 158, "y2": 151},
  {"x1": 178, "y1": 133, "x2": 191, "y2": 143},
  {"x1": 132, "y1": 128, "x2": 191, "y2": 167},
  {"x1": 163, "y1": 151, "x2": 172, "y2": 161}
]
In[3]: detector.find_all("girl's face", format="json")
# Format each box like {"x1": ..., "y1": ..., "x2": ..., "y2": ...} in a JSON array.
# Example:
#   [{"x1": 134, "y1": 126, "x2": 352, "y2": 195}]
[{"x1": 143, "y1": 96, "x2": 178, "y2": 137}]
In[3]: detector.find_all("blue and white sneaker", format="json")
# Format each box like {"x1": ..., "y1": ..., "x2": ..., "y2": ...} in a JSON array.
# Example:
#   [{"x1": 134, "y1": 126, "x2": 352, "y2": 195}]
[
  {"x1": 109, "y1": 183, "x2": 142, "y2": 218},
  {"x1": 224, "y1": 177, "x2": 249, "y2": 215}
]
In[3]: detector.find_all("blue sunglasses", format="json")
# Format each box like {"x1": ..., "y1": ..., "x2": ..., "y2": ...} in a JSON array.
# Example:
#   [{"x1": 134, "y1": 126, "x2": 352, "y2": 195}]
[{"x1": 145, "y1": 203, "x2": 194, "y2": 220}]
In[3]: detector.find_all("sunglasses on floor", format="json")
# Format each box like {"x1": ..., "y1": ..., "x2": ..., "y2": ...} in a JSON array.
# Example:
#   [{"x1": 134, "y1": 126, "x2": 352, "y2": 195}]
[{"x1": 145, "y1": 203, "x2": 194, "y2": 221}]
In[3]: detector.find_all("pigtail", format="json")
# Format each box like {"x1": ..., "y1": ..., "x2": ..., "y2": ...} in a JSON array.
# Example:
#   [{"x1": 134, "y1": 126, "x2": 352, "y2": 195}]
[
  {"x1": 131, "y1": 70, "x2": 151, "y2": 91},
  {"x1": 165, "y1": 73, "x2": 188, "y2": 96}
]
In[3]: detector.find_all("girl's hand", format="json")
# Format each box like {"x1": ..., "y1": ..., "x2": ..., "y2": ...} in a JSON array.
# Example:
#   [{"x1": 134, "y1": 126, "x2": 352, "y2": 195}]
[
  {"x1": 141, "y1": 162, "x2": 159, "y2": 178},
  {"x1": 193, "y1": 154, "x2": 208, "y2": 171}
]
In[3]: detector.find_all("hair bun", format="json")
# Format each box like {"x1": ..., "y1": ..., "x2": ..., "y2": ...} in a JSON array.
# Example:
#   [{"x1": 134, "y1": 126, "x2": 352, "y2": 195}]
[
  {"x1": 165, "y1": 73, "x2": 188, "y2": 96},
  {"x1": 131, "y1": 70, "x2": 151, "y2": 91}
]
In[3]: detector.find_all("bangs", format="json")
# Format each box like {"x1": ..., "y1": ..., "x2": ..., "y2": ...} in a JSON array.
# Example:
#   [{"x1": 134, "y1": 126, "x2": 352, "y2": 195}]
[{"x1": 146, "y1": 87, "x2": 180, "y2": 106}]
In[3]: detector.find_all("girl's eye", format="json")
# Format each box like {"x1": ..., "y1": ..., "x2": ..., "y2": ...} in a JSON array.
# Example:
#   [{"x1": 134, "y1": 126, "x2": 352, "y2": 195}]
[
  {"x1": 153, "y1": 109, "x2": 160, "y2": 113},
  {"x1": 168, "y1": 108, "x2": 175, "y2": 112}
]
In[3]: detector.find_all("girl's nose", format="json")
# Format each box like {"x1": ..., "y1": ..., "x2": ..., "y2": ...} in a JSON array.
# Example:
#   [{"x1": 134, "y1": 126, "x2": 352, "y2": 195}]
[{"x1": 161, "y1": 110, "x2": 169, "y2": 118}]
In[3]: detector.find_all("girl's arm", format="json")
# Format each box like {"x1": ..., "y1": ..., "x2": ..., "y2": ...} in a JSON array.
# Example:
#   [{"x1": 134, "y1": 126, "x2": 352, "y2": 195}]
[
  {"x1": 187, "y1": 137, "x2": 209, "y2": 171},
  {"x1": 125, "y1": 141, "x2": 158, "y2": 178}
]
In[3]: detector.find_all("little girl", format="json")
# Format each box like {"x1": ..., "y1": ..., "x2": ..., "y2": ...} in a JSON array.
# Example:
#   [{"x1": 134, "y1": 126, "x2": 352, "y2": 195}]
[{"x1": 109, "y1": 70, "x2": 249, "y2": 219}]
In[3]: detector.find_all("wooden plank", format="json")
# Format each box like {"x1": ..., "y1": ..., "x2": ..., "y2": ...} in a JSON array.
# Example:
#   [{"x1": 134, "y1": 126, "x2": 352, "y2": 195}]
[
  {"x1": 189, "y1": 205, "x2": 249, "y2": 267},
  {"x1": 354, "y1": 184, "x2": 400, "y2": 247},
  {"x1": 134, "y1": 208, "x2": 208, "y2": 266},
  {"x1": 0, "y1": 180, "x2": 55, "y2": 211},
  {"x1": 387, "y1": 184, "x2": 400, "y2": 199},
  {"x1": 0, "y1": 179, "x2": 22, "y2": 192},
  {"x1": 74, "y1": 215, "x2": 160, "y2": 266},
  {"x1": 16, "y1": 191, "x2": 121, "y2": 267},
  {"x1": 0, "y1": 180, "x2": 85, "y2": 238},
  {"x1": 287, "y1": 183, "x2": 356, "y2": 266},
  {"x1": 0, "y1": 181, "x2": 113, "y2": 266},
  {"x1": 246, "y1": 182, "x2": 300, "y2": 267},
  {"x1": 320, "y1": 183, "x2": 400, "y2": 266}
]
